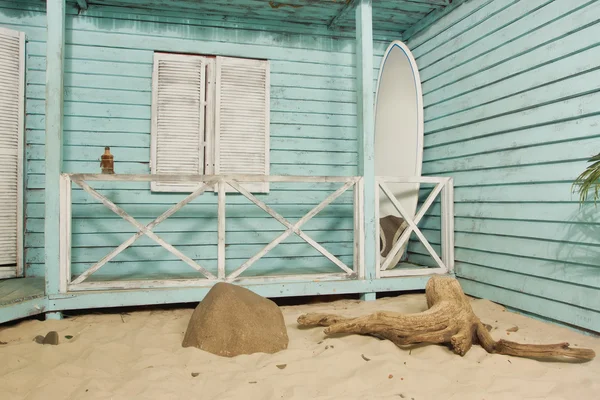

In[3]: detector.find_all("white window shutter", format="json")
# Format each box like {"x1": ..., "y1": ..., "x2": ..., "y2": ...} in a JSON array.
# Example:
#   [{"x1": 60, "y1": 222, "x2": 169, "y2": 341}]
[
  {"x1": 151, "y1": 53, "x2": 206, "y2": 192},
  {"x1": 215, "y1": 56, "x2": 270, "y2": 193},
  {"x1": 0, "y1": 27, "x2": 25, "y2": 277}
]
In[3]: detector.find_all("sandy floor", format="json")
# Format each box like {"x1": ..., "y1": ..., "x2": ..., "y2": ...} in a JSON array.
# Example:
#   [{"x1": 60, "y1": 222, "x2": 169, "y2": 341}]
[{"x1": 0, "y1": 294, "x2": 598, "y2": 400}]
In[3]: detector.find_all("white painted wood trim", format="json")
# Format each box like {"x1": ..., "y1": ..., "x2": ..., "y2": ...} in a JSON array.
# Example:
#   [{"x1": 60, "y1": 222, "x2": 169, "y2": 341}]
[
  {"x1": 376, "y1": 176, "x2": 447, "y2": 184},
  {"x1": 379, "y1": 182, "x2": 447, "y2": 272},
  {"x1": 441, "y1": 178, "x2": 455, "y2": 273},
  {"x1": 204, "y1": 58, "x2": 216, "y2": 178},
  {"x1": 226, "y1": 180, "x2": 356, "y2": 280},
  {"x1": 70, "y1": 180, "x2": 216, "y2": 285},
  {"x1": 15, "y1": 30, "x2": 25, "y2": 277},
  {"x1": 72, "y1": 179, "x2": 217, "y2": 280},
  {"x1": 354, "y1": 177, "x2": 365, "y2": 279},
  {"x1": 380, "y1": 181, "x2": 445, "y2": 271},
  {"x1": 149, "y1": 52, "x2": 159, "y2": 190},
  {"x1": 67, "y1": 174, "x2": 358, "y2": 183},
  {"x1": 217, "y1": 180, "x2": 226, "y2": 279},
  {"x1": 59, "y1": 174, "x2": 72, "y2": 292},
  {"x1": 374, "y1": 181, "x2": 381, "y2": 279},
  {"x1": 380, "y1": 267, "x2": 446, "y2": 278},
  {"x1": 264, "y1": 60, "x2": 271, "y2": 185},
  {"x1": 68, "y1": 273, "x2": 350, "y2": 292}
]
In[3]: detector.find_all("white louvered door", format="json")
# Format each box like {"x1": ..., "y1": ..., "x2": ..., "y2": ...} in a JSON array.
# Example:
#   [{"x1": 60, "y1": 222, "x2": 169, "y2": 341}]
[
  {"x1": 151, "y1": 53, "x2": 206, "y2": 192},
  {"x1": 0, "y1": 27, "x2": 24, "y2": 279},
  {"x1": 215, "y1": 56, "x2": 270, "y2": 193}
]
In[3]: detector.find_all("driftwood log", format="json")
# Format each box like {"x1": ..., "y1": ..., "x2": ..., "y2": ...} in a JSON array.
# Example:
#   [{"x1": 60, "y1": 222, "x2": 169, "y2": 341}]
[{"x1": 298, "y1": 276, "x2": 595, "y2": 362}]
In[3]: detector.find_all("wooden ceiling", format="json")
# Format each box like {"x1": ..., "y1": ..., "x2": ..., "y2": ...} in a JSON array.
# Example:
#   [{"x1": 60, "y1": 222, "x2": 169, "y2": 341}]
[{"x1": 75, "y1": 0, "x2": 452, "y2": 38}]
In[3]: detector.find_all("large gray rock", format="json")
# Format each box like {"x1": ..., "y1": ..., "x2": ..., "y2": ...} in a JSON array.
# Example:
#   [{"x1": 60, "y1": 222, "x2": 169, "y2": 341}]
[{"x1": 182, "y1": 282, "x2": 289, "y2": 357}]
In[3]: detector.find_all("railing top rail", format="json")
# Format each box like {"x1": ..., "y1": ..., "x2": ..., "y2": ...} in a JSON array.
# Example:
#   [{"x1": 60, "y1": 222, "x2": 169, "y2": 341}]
[
  {"x1": 65, "y1": 173, "x2": 360, "y2": 184},
  {"x1": 376, "y1": 176, "x2": 451, "y2": 184}
]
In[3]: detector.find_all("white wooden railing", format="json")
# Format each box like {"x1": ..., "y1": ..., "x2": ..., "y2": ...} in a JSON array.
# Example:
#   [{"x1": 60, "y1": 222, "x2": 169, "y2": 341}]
[
  {"x1": 376, "y1": 176, "x2": 455, "y2": 278},
  {"x1": 59, "y1": 174, "x2": 364, "y2": 292}
]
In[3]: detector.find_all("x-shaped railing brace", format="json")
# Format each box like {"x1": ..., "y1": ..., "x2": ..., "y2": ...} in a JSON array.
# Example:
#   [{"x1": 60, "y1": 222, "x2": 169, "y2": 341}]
[
  {"x1": 225, "y1": 179, "x2": 358, "y2": 281},
  {"x1": 378, "y1": 180, "x2": 447, "y2": 271},
  {"x1": 71, "y1": 178, "x2": 219, "y2": 284}
]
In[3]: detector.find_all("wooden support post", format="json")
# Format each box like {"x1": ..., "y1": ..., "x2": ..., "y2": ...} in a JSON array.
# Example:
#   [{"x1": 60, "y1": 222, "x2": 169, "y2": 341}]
[
  {"x1": 441, "y1": 178, "x2": 455, "y2": 273},
  {"x1": 45, "y1": 0, "x2": 66, "y2": 296},
  {"x1": 360, "y1": 293, "x2": 376, "y2": 301},
  {"x1": 356, "y1": 0, "x2": 377, "y2": 284},
  {"x1": 45, "y1": 311, "x2": 63, "y2": 320},
  {"x1": 217, "y1": 180, "x2": 226, "y2": 279}
]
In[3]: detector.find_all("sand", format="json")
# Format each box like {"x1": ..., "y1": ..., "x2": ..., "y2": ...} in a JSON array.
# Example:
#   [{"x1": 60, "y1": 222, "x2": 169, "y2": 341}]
[{"x1": 0, "y1": 294, "x2": 598, "y2": 400}]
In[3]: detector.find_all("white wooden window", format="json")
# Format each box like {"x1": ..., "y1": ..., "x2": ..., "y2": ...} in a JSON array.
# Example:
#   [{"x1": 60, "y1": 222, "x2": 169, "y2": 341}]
[
  {"x1": 151, "y1": 52, "x2": 270, "y2": 193},
  {"x1": 0, "y1": 27, "x2": 25, "y2": 279}
]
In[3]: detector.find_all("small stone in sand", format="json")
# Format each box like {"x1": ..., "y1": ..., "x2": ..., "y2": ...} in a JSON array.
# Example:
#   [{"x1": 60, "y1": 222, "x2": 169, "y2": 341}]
[
  {"x1": 276, "y1": 364, "x2": 287, "y2": 370},
  {"x1": 507, "y1": 326, "x2": 519, "y2": 333},
  {"x1": 42, "y1": 331, "x2": 59, "y2": 345},
  {"x1": 191, "y1": 372, "x2": 200, "y2": 377},
  {"x1": 361, "y1": 354, "x2": 371, "y2": 361}
]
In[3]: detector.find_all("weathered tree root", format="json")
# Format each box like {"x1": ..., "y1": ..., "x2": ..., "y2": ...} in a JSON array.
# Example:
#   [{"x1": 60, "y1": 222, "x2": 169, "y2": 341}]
[{"x1": 297, "y1": 276, "x2": 595, "y2": 362}]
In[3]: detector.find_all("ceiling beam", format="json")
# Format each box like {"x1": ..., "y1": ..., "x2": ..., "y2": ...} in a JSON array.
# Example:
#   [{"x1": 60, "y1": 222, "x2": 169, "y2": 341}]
[
  {"x1": 76, "y1": 0, "x2": 88, "y2": 10},
  {"x1": 401, "y1": 0, "x2": 470, "y2": 41},
  {"x1": 328, "y1": 0, "x2": 358, "y2": 30}
]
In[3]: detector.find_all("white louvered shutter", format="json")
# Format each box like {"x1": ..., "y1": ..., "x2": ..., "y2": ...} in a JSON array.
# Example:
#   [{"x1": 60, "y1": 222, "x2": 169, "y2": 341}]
[
  {"x1": 151, "y1": 53, "x2": 206, "y2": 192},
  {"x1": 215, "y1": 56, "x2": 270, "y2": 193},
  {"x1": 0, "y1": 27, "x2": 24, "y2": 277}
]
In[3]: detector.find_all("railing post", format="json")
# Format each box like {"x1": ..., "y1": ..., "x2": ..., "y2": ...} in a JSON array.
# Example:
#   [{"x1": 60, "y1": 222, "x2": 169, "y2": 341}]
[
  {"x1": 45, "y1": 0, "x2": 66, "y2": 297},
  {"x1": 441, "y1": 178, "x2": 455, "y2": 273},
  {"x1": 59, "y1": 174, "x2": 71, "y2": 293},
  {"x1": 356, "y1": 0, "x2": 377, "y2": 294},
  {"x1": 217, "y1": 180, "x2": 226, "y2": 279}
]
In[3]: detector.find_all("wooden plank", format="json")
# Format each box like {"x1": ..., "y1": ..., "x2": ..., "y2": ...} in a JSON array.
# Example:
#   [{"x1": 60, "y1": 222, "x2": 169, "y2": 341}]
[
  {"x1": 67, "y1": 173, "x2": 358, "y2": 183},
  {"x1": 421, "y1": 1, "x2": 600, "y2": 96},
  {"x1": 441, "y1": 178, "x2": 455, "y2": 273},
  {"x1": 423, "y1": 1, "x2": 598, "y2": 113},
  {"x1": 59, "y1": 174, "x2": 71, "y2": 292},
  {"x1": 356, "y1": 0, "x2": 377, "y2": 282},
  {"x1": 69, "y1": 273, "x2": 352, "y2": 292},
  {"x1": 44, "y1": 0, "x2": 66, "y2": 296},
  {"x1": 459, "y1": 279, "x2": 600, "y2": 333},
  {"x1": 72, "y1": 179, "x2": 217, "y2": 280},
  {"x1": 47, "y1": 275, "x2": 435, "y2": 314},
  {"x1": 354, "y1": 177, "x2": 365, "y2": 279},
  {"x1": 416, "y1": 0, "x2": 551, "y2": 70},
  {"x1": 217, "y1": 180, "x2": 226, "y2": 279},
  {"x1": 380, "y1": 267, "x2": 446, "y2": 278}
]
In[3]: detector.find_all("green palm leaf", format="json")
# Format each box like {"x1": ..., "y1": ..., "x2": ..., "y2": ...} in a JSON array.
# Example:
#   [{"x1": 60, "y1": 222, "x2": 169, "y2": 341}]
[{"x1": 572, "y1": 152, "x2": 600, "y2": 206}]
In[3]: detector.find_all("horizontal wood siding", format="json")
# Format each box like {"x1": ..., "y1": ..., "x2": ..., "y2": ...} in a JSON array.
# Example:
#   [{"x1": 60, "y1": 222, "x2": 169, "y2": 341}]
[
  {"x1": 405, "y1": 0, "x2": 600, "y2": 332},
  {"x1": 2, "y1": 1, "x2": 362, "y2": 280}
]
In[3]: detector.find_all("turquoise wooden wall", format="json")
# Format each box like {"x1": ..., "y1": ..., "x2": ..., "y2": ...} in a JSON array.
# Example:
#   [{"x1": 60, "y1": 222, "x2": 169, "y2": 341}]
[
  {"x1": 401, "y1": 0, "x2": 600, "y2": 333},
  {"x1": 0, "y1": 0, "x2": 369, "y2": 281}
]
